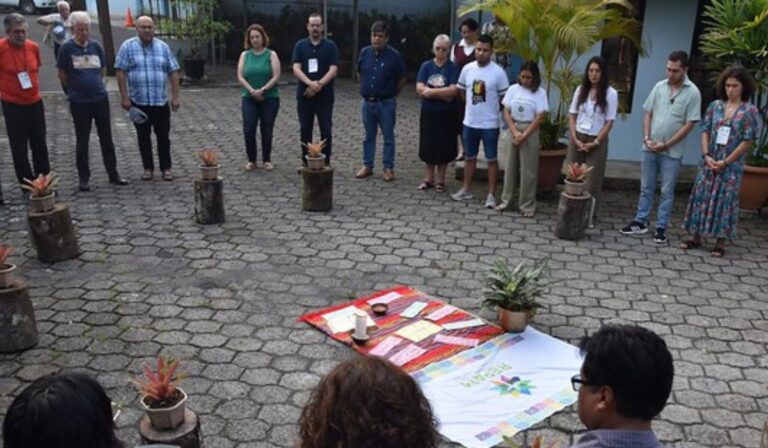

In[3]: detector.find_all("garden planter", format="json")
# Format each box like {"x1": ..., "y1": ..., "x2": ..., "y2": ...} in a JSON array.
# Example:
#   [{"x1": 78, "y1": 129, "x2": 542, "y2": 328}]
[
  {"x1": 564, "y1": 179, "x2": 587, "y2": 196},
  {"x1": 183, "y1": 58, "x2": 205, "y2": 80},
  {"x1": 199, "y1": 164, "x2": 219, "y2": 181},
  {"x1": 302, "y1": 166, "x2": 333, "y2": 212},
  {"x1": 556, "y1": 191, "x2": 595, "y2": 241},
  {"x1": 498, "y1": 308, "x2": 531, "y2": 333},
  {"x1": 141, "y1": 388, "x2": 188, "y2": 430},
  {"x1": 306, "y1": 154, "x2": 326, "y2": 171},
  {"x1": 0, "y1": 280, "x2": 39, "y2": 353},
  {"x1": 739, "y1": 165, "x2": 768, "y2": 210},
  {"x1": 0, "y1": 263, "x2": 16, "y2": 289},
  {"x1": 194, "y1": 178, "x2": 225, "y2": 224},
  {"x1": 29, "y1": 193, "x2": 55, "y2": 213},
  {"x1": 538, "y1": 145, "x2": 568, "y2": 193}
]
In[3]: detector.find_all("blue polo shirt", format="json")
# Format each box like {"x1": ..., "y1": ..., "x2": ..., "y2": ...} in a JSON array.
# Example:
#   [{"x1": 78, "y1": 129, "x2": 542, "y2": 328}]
[
  {"x1": 291, "y1": 37, "x2": 339, "y2": 99},
  {"x1": 56, "y1": 39, "x2": 107, "y2": 103},
  {"x1": 357, "y1": 45, "x2": 406, "y2": 99}
]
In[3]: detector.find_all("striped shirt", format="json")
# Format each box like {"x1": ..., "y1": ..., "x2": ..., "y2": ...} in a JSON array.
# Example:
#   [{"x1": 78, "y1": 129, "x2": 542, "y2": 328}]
[{"x1": 114, "y1": 37, "x2": 179, "y2": 106}]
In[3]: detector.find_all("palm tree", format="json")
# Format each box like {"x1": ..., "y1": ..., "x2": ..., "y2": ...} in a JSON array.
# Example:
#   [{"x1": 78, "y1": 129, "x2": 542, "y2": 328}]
[{"x1": 458, "y1": 0, "x2": 644, "y2": 145}]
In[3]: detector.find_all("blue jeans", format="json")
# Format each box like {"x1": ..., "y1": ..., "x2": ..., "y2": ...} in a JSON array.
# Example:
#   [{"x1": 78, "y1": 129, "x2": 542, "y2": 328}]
[
  {"x1": 634, "y1": 151, "x2": 682, "y2": 229},
  {"x1": 361, "y1": 98, "x2": 396, "y2": 170},
  {"x1": 242, "y1": 96, "x2": 280, "y2": 163},
  {"x1": 297, "y1": 93, "x2": 334, "y2": 165},
  {"x1": 462, "y1": 126, "x2": 500, "y2": 161}
]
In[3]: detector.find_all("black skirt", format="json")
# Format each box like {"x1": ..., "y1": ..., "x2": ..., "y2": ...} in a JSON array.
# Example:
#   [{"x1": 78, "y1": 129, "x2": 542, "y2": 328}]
[{"x1": 418, "y1": 107, "x2": 459, "y2": 165}]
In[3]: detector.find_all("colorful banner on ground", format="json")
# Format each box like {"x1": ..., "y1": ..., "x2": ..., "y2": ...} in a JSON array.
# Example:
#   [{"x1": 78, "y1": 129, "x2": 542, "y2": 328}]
[{"x1": 413, "y1": 328, "x2": 583, "y2": 448}]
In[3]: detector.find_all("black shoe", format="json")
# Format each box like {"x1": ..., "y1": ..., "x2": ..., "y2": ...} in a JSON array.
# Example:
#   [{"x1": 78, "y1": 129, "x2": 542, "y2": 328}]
[
  {"x1": 109, "y1": 177, "x2": 129, "y2": 186},
  {"x1": 79, "y1": 181, "x2": 90, "y2": 192},
  {"x1": 653, "y1": 228, "x2": 668, "y2": 244},
  {"x1": 619, "y1": 221, "x2": 647, "y2": 235}
]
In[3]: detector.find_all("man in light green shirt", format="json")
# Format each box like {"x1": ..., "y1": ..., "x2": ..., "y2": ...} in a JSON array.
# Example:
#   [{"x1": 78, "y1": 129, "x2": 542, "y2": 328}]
[{"x1": 620, "y1": 51, "x2": 701, "y2": 245}]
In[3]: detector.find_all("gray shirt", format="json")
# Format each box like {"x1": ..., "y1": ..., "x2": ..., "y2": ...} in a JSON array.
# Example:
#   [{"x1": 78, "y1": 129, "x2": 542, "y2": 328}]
[
  {"x1": 642, "y1": 75, "x2": 701, "y2": 160},
  {"x1": 569, "y1": 429, "x2": 663, "y2": 448}
]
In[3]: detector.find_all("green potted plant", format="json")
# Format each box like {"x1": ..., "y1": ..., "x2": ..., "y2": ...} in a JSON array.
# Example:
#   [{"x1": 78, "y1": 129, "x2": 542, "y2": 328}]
[
  {"x1": 0, "y1": 245, "x2": 15, "y2": 289},
  {"x1": 482, "y1": 258, "x2": 549, "y2": 332},
  {"x1": 165, "y1": 0, "x2": 232, "y2": 80},
  {"x1": 459, "y1": 0, "x2": 644, "y2": 192},
  {"x1": 699, "y1": 0, "x2": 768, "y2": 210},
  {"x1": 133, "y1": 355, "x2": 187, "y2": 430},
  {"x1": 21, "y1": 172, "x2": 58, "y2": 213},
  {"x1": 198, "y1": 148, "x2": 219, "y2": 181}
]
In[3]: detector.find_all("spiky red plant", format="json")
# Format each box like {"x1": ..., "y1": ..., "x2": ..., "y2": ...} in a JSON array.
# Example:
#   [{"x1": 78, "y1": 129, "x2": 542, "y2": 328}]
[
  {"x1": 198, "y1": 149, "x2": 219, "y2": 167},
  {"x1": 21, "y1": 172, "x2": 58, "y2": 197},
  {"x1": 0, "y1": 246, "x2": 12, "y2": 266},
  {"x1": 133, "y1": 356, "x2": 184, "y2": 405}
]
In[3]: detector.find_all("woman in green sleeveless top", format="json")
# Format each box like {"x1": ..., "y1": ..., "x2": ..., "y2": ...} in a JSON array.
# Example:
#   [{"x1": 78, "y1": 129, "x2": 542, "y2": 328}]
[{"x1": 237, "y1": 24, "x2": 281, "y2": 171}]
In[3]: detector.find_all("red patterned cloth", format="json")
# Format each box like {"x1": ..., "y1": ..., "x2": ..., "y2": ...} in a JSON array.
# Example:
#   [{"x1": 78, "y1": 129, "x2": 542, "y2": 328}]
[{"x1": 299, "y1": 286, "x2": 503, "y2": 372}]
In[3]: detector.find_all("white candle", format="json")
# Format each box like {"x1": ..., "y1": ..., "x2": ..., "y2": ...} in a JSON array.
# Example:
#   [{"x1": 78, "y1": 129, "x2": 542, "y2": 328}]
[{"x1": 354, "y1": 312, "x2": 367, "y2": 339}]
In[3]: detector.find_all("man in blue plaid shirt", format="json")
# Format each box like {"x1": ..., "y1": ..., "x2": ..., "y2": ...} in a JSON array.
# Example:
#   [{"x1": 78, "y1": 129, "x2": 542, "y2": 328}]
[{"x1": 115, "y1": 16, "x2": 180, "y2": 181}]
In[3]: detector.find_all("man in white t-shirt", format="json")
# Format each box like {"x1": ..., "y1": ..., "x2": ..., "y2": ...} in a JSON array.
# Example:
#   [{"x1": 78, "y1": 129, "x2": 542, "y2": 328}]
[{"x1": 452, "y1": 34, "x2": 509, "y2": 208}]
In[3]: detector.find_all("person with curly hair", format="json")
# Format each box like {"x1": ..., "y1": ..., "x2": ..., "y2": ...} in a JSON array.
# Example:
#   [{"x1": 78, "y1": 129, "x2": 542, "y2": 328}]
[{"x1": 299, "y1": 356, "x2": 440, "y2": 448}]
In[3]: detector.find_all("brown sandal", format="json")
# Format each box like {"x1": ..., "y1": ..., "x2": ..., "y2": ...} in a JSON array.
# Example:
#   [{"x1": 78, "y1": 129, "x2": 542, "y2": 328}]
[
  {"x1": 435, "y1": 183, "x2": 445, "y2": 193},
  {"x1": 710, "y1": 247, "x2": 725, "y2": 257},
  {"x1": 417, "y1": 181, "x2": 434, "y2": 191},
  {"x1": 679, "y1": 239, "x2": 701, "y2": 250}
]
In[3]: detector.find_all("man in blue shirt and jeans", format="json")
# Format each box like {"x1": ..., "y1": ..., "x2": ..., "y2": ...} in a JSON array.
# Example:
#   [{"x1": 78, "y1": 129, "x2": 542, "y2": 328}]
[
  {"x1": 292, "y1": 13, "x2": 339, "y2": 167},
  {"x1": 355, "y1": 21, "x2": 406, "y2": 182},
  {"x1": 57, "y1": 11, "x2": 127, "y2": 192},
  {"x1": 115, "y1": 16, "x2": 180, "y2": 182}
]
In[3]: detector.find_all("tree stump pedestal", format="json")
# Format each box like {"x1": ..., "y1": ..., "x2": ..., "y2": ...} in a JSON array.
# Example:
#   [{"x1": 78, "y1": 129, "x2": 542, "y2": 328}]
[
  {"x1": 194, "y1": 178, "x2": 225, "y2": 224},
  {"x1": 555, "y1": 191, "x2": 594, "y2": 241},
  {"x1": 0, "y1": 280, "x2": 39, "y2": 353},
  {"x1": 302, "y1": 167, "x2": 333, "y2": 212},
  {"x1": 27, "y1": 203, "x2": 80, "y2": 262},
  {"x1": 139, "y1": 409, "x2": 202, "y2": 448}
]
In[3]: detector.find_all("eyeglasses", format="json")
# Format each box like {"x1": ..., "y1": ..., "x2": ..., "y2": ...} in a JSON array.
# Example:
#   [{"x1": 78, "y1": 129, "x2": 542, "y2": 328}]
[{"x1": 571, "y1": 374, "x2": 596, "y2": 392}]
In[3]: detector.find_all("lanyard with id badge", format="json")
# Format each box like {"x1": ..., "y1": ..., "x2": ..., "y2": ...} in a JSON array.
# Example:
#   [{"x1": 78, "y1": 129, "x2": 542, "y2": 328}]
[
  {"x1": 11, "y1": 45, "x2": 33, "y2": 90},
  {"x1": 716, "y1": 103, "x2": 740, "y2": 146}
]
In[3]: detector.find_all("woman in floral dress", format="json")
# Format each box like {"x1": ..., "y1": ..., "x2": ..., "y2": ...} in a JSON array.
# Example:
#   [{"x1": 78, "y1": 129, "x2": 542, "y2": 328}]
[{"x1": 681, "y1": 66, "x2": 759, "y2": 257}]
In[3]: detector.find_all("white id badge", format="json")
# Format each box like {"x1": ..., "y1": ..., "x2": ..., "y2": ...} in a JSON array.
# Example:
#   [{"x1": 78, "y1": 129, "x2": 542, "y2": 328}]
[
  {"x1": 716, "y1": 126, "x2": 731, "y2": 145},
  {"x1": 18, "y1": 71, "x2": 33, "y2": 90},
  {"x1": 576, "y1": 112, "x2": 594, "y2": 133},
  {"x1": 308, "y1": 58, "x2": 318, "y2": 74}
]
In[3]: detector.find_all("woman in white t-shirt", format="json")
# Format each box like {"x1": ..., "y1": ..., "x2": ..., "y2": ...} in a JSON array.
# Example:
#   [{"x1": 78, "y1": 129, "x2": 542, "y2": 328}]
[
  {"x1": 497, "y1": 61, "x2": 548, "y2": 217},
  {"x1": 567, "y1": 56, "x2": 618, "y2": 199}
]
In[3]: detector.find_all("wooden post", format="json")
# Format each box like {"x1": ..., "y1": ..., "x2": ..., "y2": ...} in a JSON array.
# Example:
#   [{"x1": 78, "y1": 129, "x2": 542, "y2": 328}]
[
  {"x1": 139, "y1": 409, "x2": 202, "y2": 448},
  {"x1": 302, "y1": 167, "x2": 333, "y2": 211},
  {"x1": 555, "y1": 192, "x2": 594, "y2": 241},
  {"x1": 194, "y1": 178, "x2": 225, "y2": 224},
  {"x1": 96, "y1": 0, "x2": 116, "y2": 76},
  {"x1": 0, "y1": 281, "x2": 39, "y2": 353},
  {"x1": 27, "y1": 203, "x2": 80, "y2": 263}
]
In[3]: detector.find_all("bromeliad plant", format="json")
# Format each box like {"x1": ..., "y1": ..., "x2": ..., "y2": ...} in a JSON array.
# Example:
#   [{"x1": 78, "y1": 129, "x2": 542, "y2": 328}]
[
  {"x1": 133, "y1": 355, "x2": 185, "y2": 408},
  {"x1": 198, "y1": 149, "x2": 219, "y2": 167},
  {"x1": 482, "y1": 258, "x2": 549, "y2": 313},
  {"x1": 302, "y1": 139, "x2": 327, "y2": 158},
  {"x1": 21, "y1": 172, "x2": 58, "y2": 197},
  {"x1": 564, "y1": 162, "x2": 594, "y2": 182},
  {"x1": 0, "y1": 246, "x2": 12, "y2": 267}
]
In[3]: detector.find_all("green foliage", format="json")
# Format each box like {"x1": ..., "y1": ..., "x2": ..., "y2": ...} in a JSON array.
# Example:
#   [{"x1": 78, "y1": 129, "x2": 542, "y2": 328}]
[
  {"x1": 482, "y1": 258, "x2": 549, "y2": 313},
  {"x1": 164, "y1": 0, "x2": 233, "y2": 58},
  {"x1": 459, "y1": 0, "x2": 645, "y2": 147},
  {"x1": 699, "y1": 0, "x2": 768, "y2": 166}
]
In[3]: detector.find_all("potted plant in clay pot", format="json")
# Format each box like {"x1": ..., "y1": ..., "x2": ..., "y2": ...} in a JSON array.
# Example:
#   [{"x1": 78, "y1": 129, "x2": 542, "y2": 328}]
[
  {"x1": 22, "y1": 172, "x2": 58, "y2": 213},
  {"x1": 0, "y1": 245, "x2": 15, "y2": 289},
  {"x1": 302, "y1": 139, "x2": 327, "y2": 170},
  {"x1": 198, "y1": 149, "x2": 219, "y2": 181},
  {"x1": 482, "y1": 258, "x2": 549, "y2": 333},
  {"x1": 563, "y1": 162, "x2": 594, "y2": 197},
  {"x1": 134, "y1": 355, "x2": 188, "y2": 430}
]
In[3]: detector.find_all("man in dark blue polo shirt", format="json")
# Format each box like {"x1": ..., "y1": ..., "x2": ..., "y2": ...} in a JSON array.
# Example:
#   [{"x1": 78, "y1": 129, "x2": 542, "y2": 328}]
[
  {"x1": 355, "y1": 21, "x2": 406, "y2": 181},
  {"x1": 292, "y1": 13, "x2": 339, "y2": 167},
  {"x1": 57, "y1": 11, "x2": 127, "y2": 191}
]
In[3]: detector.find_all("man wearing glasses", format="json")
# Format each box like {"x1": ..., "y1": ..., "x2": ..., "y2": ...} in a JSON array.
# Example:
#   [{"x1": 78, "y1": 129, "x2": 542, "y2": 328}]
[
  {"x1": 620, "y1": 51, "x2": 701, "y2": 245},
  {"x1": 570, "y1": 325, "x2": 673, "y2": 447}
]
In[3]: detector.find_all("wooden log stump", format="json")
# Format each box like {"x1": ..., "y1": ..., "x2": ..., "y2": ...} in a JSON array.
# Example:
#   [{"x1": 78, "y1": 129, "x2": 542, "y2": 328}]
[
  {"x1": 139, "y1": 408, "x2": 201, "y2": 448},
  {"x1": 302, "y1": 167, "x2": 333, "y2": 212},
  {"x1": 0, "y1": 280, "x2": 39, "y2": 353},
  {"x1": 555, "y1": 191, "x2": 594, "y2": 241},
  {"x1": 194, "y1": 178, "x2": 225, "y2": 225},
  {"x1": 27, "y1": 203, "x2": 80, "y2": 263}
]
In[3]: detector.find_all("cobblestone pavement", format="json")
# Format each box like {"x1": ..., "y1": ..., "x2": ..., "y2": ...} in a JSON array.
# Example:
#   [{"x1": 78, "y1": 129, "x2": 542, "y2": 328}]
[{"x1": 1, "y1": 80, "x2": 767, "y2": 448}]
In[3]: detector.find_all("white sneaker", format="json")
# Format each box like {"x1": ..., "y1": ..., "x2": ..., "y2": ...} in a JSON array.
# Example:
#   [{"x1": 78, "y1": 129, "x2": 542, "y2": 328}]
[
  {"x1": 451, "y1": 189, "x2": 474, "y2": 201},
  {"x1": 485, "y1": 194, "x2": 496, "y2": 209}
]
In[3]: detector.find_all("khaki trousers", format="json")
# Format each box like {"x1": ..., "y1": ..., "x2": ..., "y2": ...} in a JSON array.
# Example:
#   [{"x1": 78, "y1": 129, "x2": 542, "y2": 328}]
[
  {"x1": 501, "y1": 122, "x2": 539, "y2": 214},
  {"x1": 566, "y1": 131, "x2": 608, "y2": 198}
]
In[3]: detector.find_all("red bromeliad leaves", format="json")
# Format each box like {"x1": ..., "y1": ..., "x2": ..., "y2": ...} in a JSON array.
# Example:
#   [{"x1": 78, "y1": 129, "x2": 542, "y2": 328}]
[
  {"x1": 198, "y1": 149, "x2": 219, "y2": 166},
  {"x1": 133, "y1": 356, "x2": 183, "y2": 402},
  {"x1": 0, "y1": 246, "x2": 12, "y2": 265},
  {"x1": 21, "y1": 172, "x2": 59, "y2": 197}
]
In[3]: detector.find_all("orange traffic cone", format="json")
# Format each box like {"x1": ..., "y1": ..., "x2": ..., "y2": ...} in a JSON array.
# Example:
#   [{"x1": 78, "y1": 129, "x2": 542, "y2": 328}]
[{"x1": 124, "y1": 8, "x2": 134, "y2": 28}]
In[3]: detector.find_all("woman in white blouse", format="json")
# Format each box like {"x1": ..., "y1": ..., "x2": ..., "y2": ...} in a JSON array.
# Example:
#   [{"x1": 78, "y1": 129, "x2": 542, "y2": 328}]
[
  {"x1": 567, "y1": 56, "x2": 618, "y2": 199},
  {"x1": 496, "y1": 61, "x2": 548, "y2": 217}
]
